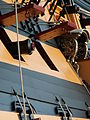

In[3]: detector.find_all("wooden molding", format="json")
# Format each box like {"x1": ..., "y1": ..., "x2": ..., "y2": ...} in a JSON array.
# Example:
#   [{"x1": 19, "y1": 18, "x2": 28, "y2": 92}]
[
  {"x1": 78, "y1": 59, "x2": 90, "y2": 85},
  {"x1": 35, "y1": 21, "x2": 76, "y2": 42},
  {"x1": 0, "y1": 3, "x2": 44, "y2": 26}
]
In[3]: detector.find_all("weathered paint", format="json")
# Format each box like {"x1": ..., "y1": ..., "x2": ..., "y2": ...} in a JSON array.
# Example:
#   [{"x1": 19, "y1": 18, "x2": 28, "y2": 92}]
[
  {"x1": 0, "y1": 61, "x2": 89, "y2": 117},
  {"x1": 0, "y1": 1, "x2": 90, "y2": 119}
]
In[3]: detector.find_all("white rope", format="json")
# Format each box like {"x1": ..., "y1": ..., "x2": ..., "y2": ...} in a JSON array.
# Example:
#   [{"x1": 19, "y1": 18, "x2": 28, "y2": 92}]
[
  {"x1": 79, "y1": 7, "x2": 90, "y2": 17},
  {"x1": 80, "y1": 79, "x2": 90, "y2": 96},
  {"x1": 58, "y1": 101, "x2": 67, "y2": 120},
  {"x1": 15, "y1": 0, "x2": 27, "y2": 120}
]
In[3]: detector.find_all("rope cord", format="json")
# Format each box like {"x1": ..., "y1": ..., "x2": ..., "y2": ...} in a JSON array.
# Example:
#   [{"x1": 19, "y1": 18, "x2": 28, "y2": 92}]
[
  {"x1": 68, "y1": 61, "x2": 90, "y2": 96},
  {"x1": 15, "y1": 0, "x2": 27, "y2": 120},
  {"x1": 61, "y1": 0, "x2": 71, "y2": 21},
  {"x1": 58, "y1": 100, "x2": 67, "y2": 120},
  {"x1": 80, "y1": 79, "x2": 90, "y2": 96},
  {"x1": 14, "y1": 0, "x2": 90, "y2": 109}
]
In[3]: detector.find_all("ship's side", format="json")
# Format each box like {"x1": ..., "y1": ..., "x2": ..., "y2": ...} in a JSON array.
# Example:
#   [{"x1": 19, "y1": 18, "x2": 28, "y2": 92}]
[{"x1": 0, "y1": 0, "x2": 90, "y2": 120}]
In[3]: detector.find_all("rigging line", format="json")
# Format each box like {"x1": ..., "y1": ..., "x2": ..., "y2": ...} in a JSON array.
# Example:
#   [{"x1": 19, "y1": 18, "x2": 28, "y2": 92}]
[
  {"x1": 80, "y1": 79, "x2": 90, "y2": 96},
  {"x1": 49, "y1": 0, "x2": 60, "y2": 21},
  {"x1": 78, "y1": 8, "x2": 90, "y2": 17},
  {"x1": 61, "y1": 0, "x2": 71, "y2": 21},
  {"x1": 15, "y1": 0, "x2": 27, "y2": 120},
  {"x1": 71, "y1": 0, "x2": 74, "y2": 6},
  {"x1": 68, "y1": 61, "x2": 90, "y2": 96},
  {"x1": 55, "y1": 96, "x2": 67, "y2": 120}
]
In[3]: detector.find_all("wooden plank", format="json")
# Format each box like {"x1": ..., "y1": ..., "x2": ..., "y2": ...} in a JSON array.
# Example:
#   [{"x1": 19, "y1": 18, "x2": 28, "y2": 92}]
[
  {"x1": 0, "y1": 111, "x2": 89, "y2": 120},
  {"x1": 34, "y1": 114, "x2": 89, "y2": 120},
  {"x1": 0, "y1": 3, "x2": 44, "y2": 26},
  {"x1": 68, "y1": 14, "x2": 81, "y2": 29},
  {"x1": 35, "y1": 21, "x2": 76, "y2": 42},
  {"x1": 48, "y1": 3, "x2": 62, "y2": 14},
  {"x1": 0, "y1": 111, "x2": 19, "y2": 120}
]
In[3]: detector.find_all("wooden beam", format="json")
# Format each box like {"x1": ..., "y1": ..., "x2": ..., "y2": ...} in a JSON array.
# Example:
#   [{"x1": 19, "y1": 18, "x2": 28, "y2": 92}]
[
  {"x1": 0, "y1": 3, "x2": 45, "y2": 26},
  {"x1": 34, "y1": 114, "x2": 89, "y2": 120},
  {"x1": 0, "y1": 111, "x2": 89, "y2": 120},
  {"x1": 35, "y1": 21, "x2": 76, "y2": 42}
]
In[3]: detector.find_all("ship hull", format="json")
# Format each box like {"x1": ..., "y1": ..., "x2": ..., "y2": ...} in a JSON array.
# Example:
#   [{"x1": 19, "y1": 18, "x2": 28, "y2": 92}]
[{"x1": 0, "y1": 61, "x2": 89, "y2": 118}]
